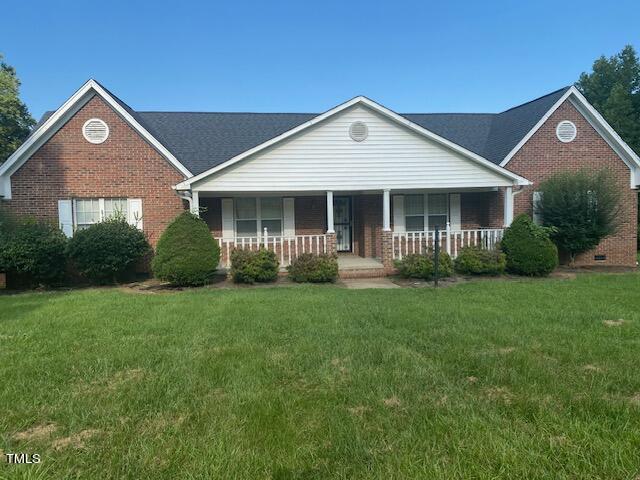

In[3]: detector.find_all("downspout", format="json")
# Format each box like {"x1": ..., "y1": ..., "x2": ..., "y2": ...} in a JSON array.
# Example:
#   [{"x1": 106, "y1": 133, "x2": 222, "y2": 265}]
[{"x1": 176, "y1": 190, "x2": 193, "y2": 211}]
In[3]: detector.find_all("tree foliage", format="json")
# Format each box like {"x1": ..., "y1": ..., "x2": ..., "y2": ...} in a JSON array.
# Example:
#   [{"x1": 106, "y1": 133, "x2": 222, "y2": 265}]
[
  {"x1": 501, "y1": 214, "x2": 558, "y2": 276},
  {"x1": 536, "y1": 169, "x2": 621, "y2": 263},
  {"x1": 0, "y1": 54, "x2": 35, "y2": 163},
  {"x1": 576, "y1": 45, "x2": 640, "y2": 154}
]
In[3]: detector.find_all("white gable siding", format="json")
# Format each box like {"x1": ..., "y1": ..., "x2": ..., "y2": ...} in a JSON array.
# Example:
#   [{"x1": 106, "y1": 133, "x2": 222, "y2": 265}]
[{"x1": 194, "y1": 105, "x2": 513, "y2": 192}]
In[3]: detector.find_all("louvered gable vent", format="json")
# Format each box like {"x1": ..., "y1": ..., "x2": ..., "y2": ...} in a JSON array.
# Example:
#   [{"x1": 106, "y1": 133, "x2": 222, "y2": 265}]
[
  {"x1": 83, "y1": 119, "x2": 109, "y2": 144},
  {"x1": 349, "y1": 121, "x2": 368, "y2": 142},
  {"x1": 556, "y1": 120, "x2": 576, "y2": 143}
]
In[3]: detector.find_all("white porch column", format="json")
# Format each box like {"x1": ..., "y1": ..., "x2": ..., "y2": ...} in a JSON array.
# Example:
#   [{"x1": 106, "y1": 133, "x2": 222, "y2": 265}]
[
  {"x1": 382, "y1": 189, "x2": 391, "y2": 232},
  {"x1": 191, "y1": 191, "x2": 200, "y2": 217},
  {"x1": 326, "y1": 191, "x2": 335, "y2": 233},
  {"x1": 503, "y1": 186, "x2": 513, "y2": 227}
]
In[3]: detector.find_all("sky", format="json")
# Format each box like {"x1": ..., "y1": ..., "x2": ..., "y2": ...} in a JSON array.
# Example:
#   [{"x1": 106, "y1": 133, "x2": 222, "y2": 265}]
[{"x1": 2, "y1": 0, "x2": 639, "y2": 120}]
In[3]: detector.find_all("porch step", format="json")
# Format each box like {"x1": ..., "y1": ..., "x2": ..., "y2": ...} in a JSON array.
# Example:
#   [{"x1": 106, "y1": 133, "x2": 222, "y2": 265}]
[{"x1": 338, "y1": 267, "x2": 387, "y2": 279}]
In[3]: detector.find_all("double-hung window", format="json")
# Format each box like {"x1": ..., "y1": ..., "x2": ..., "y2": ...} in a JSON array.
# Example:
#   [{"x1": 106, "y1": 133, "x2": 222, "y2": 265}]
[
  {"x1": 73, "y1": 198, "x2": 132, "y2": 230},
  {"x1": 234, "y1": 197, "x2": 283, "y2": 237},
  {"x1": 404, "y1": 194, "x2": 449, "y2": 231}
]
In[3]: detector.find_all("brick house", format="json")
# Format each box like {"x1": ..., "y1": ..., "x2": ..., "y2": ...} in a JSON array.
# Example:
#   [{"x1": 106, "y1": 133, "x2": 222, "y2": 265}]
[{"x1": 0, "y1": 80, "x2": 638, "y2": 276}]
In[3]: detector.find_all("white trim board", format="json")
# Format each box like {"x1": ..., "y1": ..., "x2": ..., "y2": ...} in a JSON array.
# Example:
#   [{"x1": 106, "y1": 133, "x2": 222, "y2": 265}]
[
  {"x1": 499, "y1": 86, "x2": 640, "y2": 187},
  {"x1": 0, "y1": 79, "x2": 192, "y2": 199},
  {"x1": 175, "y1": 95, "x2": 530, "y2": 190}
]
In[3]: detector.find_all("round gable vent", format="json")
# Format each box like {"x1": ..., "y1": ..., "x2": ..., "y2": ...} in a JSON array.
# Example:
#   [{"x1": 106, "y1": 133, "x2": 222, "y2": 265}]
[
  {"x1": 83, "y1": 118, "x2": 109, "y2": 144},
  {"x1": 349, "y1": 121, "x2": 368, "y2": 142},
  {"x1": 556, "y1": 120, "x2": 576, "y2": 143}
]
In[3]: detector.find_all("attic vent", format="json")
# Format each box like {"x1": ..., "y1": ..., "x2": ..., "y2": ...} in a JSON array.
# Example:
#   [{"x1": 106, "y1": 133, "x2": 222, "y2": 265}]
[
  {"x1": 82, "y1": 119, "x2": 109, "y2": 144},
  {"x1": 556, "y1": 120, "x2": 576, "y2": 143},
  {"x1": 349, "y1": 121, "x2": 368, "y2": 142}
]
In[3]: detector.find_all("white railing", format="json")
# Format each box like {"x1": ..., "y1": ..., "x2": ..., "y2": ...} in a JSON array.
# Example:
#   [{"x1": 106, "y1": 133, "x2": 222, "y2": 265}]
[
  {"x1": 392, "y1": 225, "x2": 504, "y2": 260},
  {"x1": 215, "y1": 228, "x2": 328, "y2": 268}
]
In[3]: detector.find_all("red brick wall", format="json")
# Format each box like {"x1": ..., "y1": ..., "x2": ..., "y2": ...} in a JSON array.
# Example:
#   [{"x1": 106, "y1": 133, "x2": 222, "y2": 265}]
[
  {"x1": 505, "y1": 100, "x2": 637, "y2": 266},
  {"x1": 5, "y1": 95, "x2": 187, "y2": 246}
]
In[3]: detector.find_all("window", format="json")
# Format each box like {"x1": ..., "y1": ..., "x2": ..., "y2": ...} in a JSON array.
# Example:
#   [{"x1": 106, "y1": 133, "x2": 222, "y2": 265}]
[
  {"x1": 73, "y1": 198, "x2": 131, "y2": 231},
  {"x1": 234, "y1": 198, "x2": 283, "y2": 237},
  {"x1": 404, "y1": 194, "x2": 449, "y2": 231}
]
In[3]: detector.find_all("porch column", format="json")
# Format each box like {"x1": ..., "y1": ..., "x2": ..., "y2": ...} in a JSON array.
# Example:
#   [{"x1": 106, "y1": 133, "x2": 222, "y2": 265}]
[
  {"x1": 503, "y1": 186, "x2": 513, "y2": 227},
  {"x1": 382, "y1": 189, "x2": 391, "y2": 232},
  {"x1": 326, "y1": 191, "x2": 335, "y2": 233},
  {"x1": 191, "y1": 191, "x2": 200, "y2": 217}
]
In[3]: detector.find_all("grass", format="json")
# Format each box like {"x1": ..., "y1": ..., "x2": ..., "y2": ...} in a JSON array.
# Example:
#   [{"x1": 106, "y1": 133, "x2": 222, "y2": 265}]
[{"x1": 1, "y1": 274, "x2": 640, "y2": 479}]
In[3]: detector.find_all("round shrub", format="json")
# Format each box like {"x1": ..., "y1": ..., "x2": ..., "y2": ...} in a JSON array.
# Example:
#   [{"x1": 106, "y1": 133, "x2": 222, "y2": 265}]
[
  {"x1": 501, "y1": 214, "x2": 558, "y2": 276},
  {"x1": 394, "y1": 251, "x2": 452, "y2": 280},
  {"x1": 0, "y1": 218, "x2": 67, "y2": 287},
  {"x1": 67, "y1": 217, "x2": 151, "y2": 284},
  {"x1": 152, "y1": 212, "x2": 220, "y2": 286},
  {"x1": 287, "y1": 253, "x2": 338, "y2": 283},
  {"x1": 230, "y1": 248, "x2": 279, "y2": 284},
  {"x1": 454, "y1": 246, "x2": 506, "y2": 275}
]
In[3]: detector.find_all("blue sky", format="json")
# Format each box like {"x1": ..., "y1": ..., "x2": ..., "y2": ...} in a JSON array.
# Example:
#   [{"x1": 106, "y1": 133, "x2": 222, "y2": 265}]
[{"x1": 2, "y1": 0, "x2": 639, "y2": 119}]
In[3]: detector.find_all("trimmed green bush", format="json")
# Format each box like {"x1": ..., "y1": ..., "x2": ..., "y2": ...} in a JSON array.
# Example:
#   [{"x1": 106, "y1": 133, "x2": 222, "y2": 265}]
[
  {"x1": 454, "y1": 246, "x2": 506, "y2": 275},
  {"x1": 230, "y1": 248, "x2": 279, "y2": 284},
  {"x1": 394, "y1": 251, "x2": 452, "y2": 280},
  {"x1": 0, "y1": 217, "x2": 67, "y2": 287},
  {"x1": 287, "y1": 253, "x2": 338, "y2": 283},
  {"x1": 67, "y1": 217, "x2": 151, "y2": 284},
  {"x1": 501, "y1": 214, "x2": 558, "y2": 276},
  {"x1": 152, "y1": 212, "x2": 220, "y2": 286}
]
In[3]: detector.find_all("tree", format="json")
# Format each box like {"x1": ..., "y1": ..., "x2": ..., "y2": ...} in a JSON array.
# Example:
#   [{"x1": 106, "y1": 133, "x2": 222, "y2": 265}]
[
  {"x1": 535, "y1": 169, "x2": 621, "y2": 264},
  {"x1": 0, "y1": 54, "x2": 35, "y2": 164},
  {"x1": 576, "y1": 45, "x2": 640, "y2": 154}
]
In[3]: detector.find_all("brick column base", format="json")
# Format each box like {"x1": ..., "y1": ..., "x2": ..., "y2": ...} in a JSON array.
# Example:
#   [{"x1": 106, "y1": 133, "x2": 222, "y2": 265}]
[
  {"x1": 326, "y1": 232, "x2": 337, "y2": 256},
  {"x1": 381, "y1": 230, "x2": 395, "y2": 274},
  {"x1": 0, "y1": 272, "x2": 6, "y2": 289}
]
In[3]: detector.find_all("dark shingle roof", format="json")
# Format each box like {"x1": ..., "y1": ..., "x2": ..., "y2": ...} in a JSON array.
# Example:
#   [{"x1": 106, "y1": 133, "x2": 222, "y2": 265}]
[{"x1": 35, "y1": 86, "x2": 570, "y2": 175}]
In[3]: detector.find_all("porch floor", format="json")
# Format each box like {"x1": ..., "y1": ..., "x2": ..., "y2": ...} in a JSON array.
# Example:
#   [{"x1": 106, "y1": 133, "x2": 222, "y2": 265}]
[{"x1": 337, "y1": 254, "x2": 384, "y2": 270}]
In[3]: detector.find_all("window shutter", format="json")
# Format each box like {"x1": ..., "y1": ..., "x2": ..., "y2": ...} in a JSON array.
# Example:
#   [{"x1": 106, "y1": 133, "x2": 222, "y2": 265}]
[
  {"x1": 221, "y1": 198, "x2": 234, "y2": 239},
  {"x1": 449, "y1": 194, "x2": 461, "y2": 230},
  {"x1": 127, "y1": 199, "x2": 143, "y2": 230},
  {"x1": 393, "y1": 195, "x2": 405, "y2": 233},
  {"x1": 532, "y1": 191, "x2": 543, "y2": 225},
  {"x1": 58, "y1": 199, "x2": 73, "y2": 237},
  {"x1": 283, "y1": 197, "x2": 295, "y2": 237}
]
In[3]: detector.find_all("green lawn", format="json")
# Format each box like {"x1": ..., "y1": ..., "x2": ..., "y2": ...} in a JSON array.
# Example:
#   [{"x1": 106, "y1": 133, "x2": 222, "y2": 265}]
[{"x1": 1, "y1": 275, "x2": 640, "y2": 479}]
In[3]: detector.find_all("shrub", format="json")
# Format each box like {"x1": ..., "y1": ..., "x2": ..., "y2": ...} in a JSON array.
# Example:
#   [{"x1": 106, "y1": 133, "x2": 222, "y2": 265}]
[
  {"x1": 536, "y1": 169, "x2": 621, "y2": 264},
  {"x1": 0, "y1": 218, "x2": 67, "y2": 287},
  {"x1": 501, "y1": 214, "x2": 558, "y2": 276},
  {"x1": 67, "y1": 217, "x2": 151, "y2": 284},
  {"x1": 230, "y1": 248, "x2": 279, "y2": 284},
  {"x1": 287, "y1": 253, "x2": 338, "y2": 283},
  {"x1": 394, "y1": 251, "x2": 452, "y2": 280},
  {"x1": 454, "y1": 246, "x2": 506, "y2": 275},
  {"x1": 152, "y1": 212, "x2": 220, "y2": 286}
]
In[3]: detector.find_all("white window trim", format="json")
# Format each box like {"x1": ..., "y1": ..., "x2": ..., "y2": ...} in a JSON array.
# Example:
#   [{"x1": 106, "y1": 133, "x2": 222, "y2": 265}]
[
  {"x1": 405, "y1": 194, "x2": 450, "y2": 232},
  {"x1": 72, "y1": 197, "x2": 136, "y2": 231},
  {"x1": 234, "y1": 197, "x2": 283, "y2": 238}
]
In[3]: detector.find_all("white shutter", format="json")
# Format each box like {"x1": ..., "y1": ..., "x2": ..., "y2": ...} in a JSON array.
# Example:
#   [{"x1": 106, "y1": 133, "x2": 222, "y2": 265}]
[
  {"x1": 58, "y1": 199, "x2": 73, "y2": 237},
  {"x1": 283, "y1": 197, "x2": 295, "y2": 237},
  {"x1": 221, "y1": 198, "x2": 234, "y2": 239},
  {"x1": 393, "y1": 195, "x2": 405, "y2": 233},
  {"x1": 127, "y1": 199, "x2": 143, "y2": 230},
  {"x1": 449, "y1": 193, "x2": 461, "y2": 230},
  {"x1": 532, "y1": 191, "x2": 543, "y2": 225}
]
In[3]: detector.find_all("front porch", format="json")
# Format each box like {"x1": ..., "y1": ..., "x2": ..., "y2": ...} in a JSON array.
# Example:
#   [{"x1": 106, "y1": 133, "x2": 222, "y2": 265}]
[{"x1": 197, "y1": 188, "x2": 511, "y2": 276}]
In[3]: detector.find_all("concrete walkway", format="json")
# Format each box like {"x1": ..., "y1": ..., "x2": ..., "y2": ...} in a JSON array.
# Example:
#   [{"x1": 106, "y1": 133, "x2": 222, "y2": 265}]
[{"x1": 341, "y1": 277, "x2": 400, "y2": 289}]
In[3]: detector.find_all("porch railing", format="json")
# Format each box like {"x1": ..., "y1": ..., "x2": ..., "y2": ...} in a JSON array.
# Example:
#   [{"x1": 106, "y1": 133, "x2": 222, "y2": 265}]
[
  {"x1": 215, "y1": 228, "x2": 328, "y2": 268},
  {"x1": 392, "y1": 226, "x2": 504, "y2": 260}
]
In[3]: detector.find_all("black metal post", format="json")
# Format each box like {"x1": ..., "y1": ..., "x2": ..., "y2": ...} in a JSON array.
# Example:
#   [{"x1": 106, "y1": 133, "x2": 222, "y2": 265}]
[{"x1": 434, "y1": 225, "x2": 440, "y2": 288}]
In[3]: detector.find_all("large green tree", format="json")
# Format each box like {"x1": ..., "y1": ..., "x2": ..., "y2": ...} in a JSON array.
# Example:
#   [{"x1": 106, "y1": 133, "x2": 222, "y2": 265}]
[
  {"x1": 576, "y1": 45, "x2": 640, "y2": 154},
  {"x1": 0, "y1": 54, "x2": 35, "y2": 164}
]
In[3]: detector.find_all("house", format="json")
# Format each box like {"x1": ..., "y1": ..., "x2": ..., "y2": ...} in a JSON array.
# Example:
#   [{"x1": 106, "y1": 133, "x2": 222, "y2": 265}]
[{"x1": 0, "y1": 80, "x2": 638, "y2": 277}]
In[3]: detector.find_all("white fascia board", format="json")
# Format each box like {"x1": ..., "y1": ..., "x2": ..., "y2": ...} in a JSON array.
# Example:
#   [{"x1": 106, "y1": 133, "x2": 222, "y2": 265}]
[
  {"x1": 500, "y1": 87, "x2": 640, "y2": 188},
  {"x1": 175, "y1": 95, "x2": 530, "y2": 190},
  {"x1": 0, "y1": 79, "x2": 192, "y2": 183}
]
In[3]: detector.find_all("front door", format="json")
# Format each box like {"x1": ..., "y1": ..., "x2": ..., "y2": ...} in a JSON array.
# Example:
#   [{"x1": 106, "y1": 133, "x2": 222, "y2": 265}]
[{"x1": 334, "y1": 196, "x2": 352, "y2": 252}]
